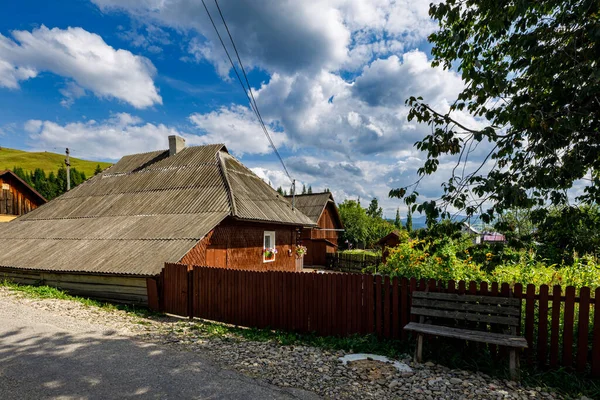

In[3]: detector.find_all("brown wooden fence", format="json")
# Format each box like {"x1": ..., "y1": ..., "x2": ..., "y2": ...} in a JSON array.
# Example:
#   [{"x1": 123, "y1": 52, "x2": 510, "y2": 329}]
[{"x1": 155, "y1": 263, "x2": 600, "y2": 376}]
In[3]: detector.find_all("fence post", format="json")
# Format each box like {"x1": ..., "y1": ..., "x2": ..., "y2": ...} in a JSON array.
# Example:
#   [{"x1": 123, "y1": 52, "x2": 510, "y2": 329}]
[
  {"x1": 576, "y1": 287, "x2": 591, "y2": 372},
  {"x1": 593, "y1": 287, "x2": 600, "y2": 377}
]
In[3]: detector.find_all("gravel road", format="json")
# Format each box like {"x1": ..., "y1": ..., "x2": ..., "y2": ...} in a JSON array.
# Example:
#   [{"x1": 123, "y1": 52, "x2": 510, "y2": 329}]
[
  {"x1": 0, "y1": 290, "x2": 318, "y2": 400},
  {"x1": 0, "y1": 288, "x2": 567, "y2": 399}
]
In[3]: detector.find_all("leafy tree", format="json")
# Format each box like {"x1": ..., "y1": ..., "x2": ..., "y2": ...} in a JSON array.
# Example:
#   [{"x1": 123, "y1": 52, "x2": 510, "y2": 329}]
[
  {"x1": 390, "y1": 0, "x2": 600, "y2": 225},
  {"x1": 94, "y1": 164, "x2": 103, "y2": 175},
  {"x1": 283, "y1": 189, "x2": 288, "y2": 196},
  {"x1": 324, "y1": 188, "x2": 331, "y2": 193},
  {"x1": 536, "y1": 205, "x2": 600, "y2": 264},
  {"x1": 338, "y1": 200, "x2": 370, "y2": 248},
  {"x1": 405, "y1": 207, "x2": 413, "y2": 233},
  {"x1": 394, "y1": 208, "x2": 402, "y2": 229},
  {"x1": 276, "y1": 186, "x2": 284, "y2": 195},
  {"x1": 495, "y1": 209, "x2": 535, "y2": 248},
  {"x1": 366, "y1": 198, "x2": 383, "y2": 219},
  {"x1": 367, "y1": 217, "x2": 396, "y2": 248},
  {"x1": 301, "y1": 184, "x2": 307, "y2": 195},
  {"x1": 307, "y1": 185, "x2": 313, "y2": 194}
]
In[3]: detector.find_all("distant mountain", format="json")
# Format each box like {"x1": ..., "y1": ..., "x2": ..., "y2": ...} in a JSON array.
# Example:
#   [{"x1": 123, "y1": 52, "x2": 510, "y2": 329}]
[{"x1": 0, "y1": 147, "x2": 112, "y2": 177}]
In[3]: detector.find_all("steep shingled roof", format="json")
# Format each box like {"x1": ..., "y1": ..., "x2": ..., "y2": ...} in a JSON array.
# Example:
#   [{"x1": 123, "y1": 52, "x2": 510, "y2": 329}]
[
  {"x1": 285, "y1": 192, "x2": 342, "y2": 227},
  {"x1": 0, "y1": 144, "x2": 313, "y2": 276}
]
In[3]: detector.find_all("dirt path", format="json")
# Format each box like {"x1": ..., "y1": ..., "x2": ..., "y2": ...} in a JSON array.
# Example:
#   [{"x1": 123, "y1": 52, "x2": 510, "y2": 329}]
[{"x1": 0, "y1": 290, "x2": 318, "y2": 400}]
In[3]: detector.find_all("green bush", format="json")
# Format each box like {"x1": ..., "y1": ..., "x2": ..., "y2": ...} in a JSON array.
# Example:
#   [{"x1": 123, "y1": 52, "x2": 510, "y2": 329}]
[{"x1": 379, "y1": 236, "x2": 600, "y2": 289}]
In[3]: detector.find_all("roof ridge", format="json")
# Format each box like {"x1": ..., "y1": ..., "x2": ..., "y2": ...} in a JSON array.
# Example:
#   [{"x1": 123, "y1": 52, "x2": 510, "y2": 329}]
[{"x1": 216, "y1": 150, "x2": 237, "y2": 216}]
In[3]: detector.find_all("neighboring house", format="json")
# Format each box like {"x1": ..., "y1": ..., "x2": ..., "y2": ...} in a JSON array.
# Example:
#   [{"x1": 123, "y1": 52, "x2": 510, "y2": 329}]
[
  {"x1": 482, "y1": 232, "x2": 507, "y2": 243},
  {"x1": 377, "y1": 230, "x2": 404, "y2": 264},
  {"x1": 461, "y1": 222, "x2": 482, "y2": 244},
  {"x1": 0, "y1": 170, "x2": 47, "y2": 222},
  {"x1": 0, "y1": 136, "x2": 314, "y2": 305},
  {"x1": 285, "y1": 192, "x2": 343, "y2": 266}
]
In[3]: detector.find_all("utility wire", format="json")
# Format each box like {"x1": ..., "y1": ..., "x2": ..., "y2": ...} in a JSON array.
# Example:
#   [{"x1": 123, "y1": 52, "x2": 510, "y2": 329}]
[{"x1": 201, "y1": 0, "x2": 292, "y2": 182}]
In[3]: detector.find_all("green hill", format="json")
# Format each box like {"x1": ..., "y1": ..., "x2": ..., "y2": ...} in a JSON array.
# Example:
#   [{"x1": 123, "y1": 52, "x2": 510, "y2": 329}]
[{"x1": 0, "y1": 147, "x2": 112, "y2": 177}]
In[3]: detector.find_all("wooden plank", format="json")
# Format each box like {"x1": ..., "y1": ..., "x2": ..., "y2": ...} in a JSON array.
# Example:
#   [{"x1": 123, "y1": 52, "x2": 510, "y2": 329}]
[
  {"x1": 537, "y1": 285, "x2": 549, "y2": 367},
  {"x1": 563, "y1": 286, "x2": 576, "y2": 367},
  {"x1": 592, "y1": 287, "x2": 600, "y2": 377},
  {"x1": 411, "y1": 298, "x2": 521, "y2": 316},
  {"x1": 525, "y1": 284, "x2": 536, "y2": 365},
  {"x1": 400, "y1": 277, "x2": 409, "y2": 339},
  {"x1": 146, "y1": 277, "x2": 159, "y2": 311},
  {"x1": 384, "y1": 276, "x2": 391, "y2": 338},
  {"x1": 365, "y1": 274, "x2": 374, "y2": 333},
  {"x1": 392, "y1": 277, "x2": 399, "y2": 339},
  {"x1": 549, "y1": 285, "x2": 561, "y2": 368},
  {"x1": 411, "y1": 291, "x2": 521, "y2": 306},
  {"x1": 576, "y1": 287, "x2": 591, "y2": 372},
  {"x1": 40, "y1": 272, "x2": 148, "y2": 288},
  {"x1": 375, "y1": 275, "x2": 383, "y2": 337},
  {"x1": 404, "y1": 323, "x2": 529, "y2": 348},
  {"x1": 410, "y1": 307, "x2": 520, "y2": 326}
]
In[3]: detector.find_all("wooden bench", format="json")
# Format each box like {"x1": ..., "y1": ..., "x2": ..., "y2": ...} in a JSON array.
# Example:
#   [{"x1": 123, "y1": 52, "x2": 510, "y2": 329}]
[{"x1": 404, "y1": 291, "x2": 528, "y2": 379}]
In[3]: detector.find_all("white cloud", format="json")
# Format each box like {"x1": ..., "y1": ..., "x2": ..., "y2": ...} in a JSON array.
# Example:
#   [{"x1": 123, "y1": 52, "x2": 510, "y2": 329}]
[
  {"x1": 24, "y1": 114, "x2": 184, "y2": 160},
  {"x1": 188, "y1": 105, "x2": 286, "y2": 156},
  {"x1": 0, "y1": 25, "x2": 161, "y2": 108}
]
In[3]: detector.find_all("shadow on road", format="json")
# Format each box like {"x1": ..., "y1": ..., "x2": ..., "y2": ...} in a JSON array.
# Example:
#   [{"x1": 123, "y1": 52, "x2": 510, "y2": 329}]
[{"x1": 0, "y1": 326, "x2": 317, "y2": 399}]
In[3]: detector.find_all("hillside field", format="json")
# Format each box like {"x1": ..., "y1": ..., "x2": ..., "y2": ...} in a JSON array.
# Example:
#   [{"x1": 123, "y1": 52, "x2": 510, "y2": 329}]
[{"x1": 0, "y1": 147, "x2": 112, "y2": 177}]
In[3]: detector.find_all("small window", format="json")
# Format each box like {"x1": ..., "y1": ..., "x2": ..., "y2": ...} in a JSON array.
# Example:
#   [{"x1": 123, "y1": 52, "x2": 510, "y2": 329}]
[{"x1": 263, "y1": 231, "x2": 276, "y2": 263}]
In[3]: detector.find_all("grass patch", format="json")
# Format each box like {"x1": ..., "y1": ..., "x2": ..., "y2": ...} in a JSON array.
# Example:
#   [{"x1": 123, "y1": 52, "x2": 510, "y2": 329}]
[
  {"x1": 0, "y1": 147, "x2": 112, "y2": 177},
  {"x1": 0, "y1": 279, "x2": 162, "y2": 319},
  {"x1": 339, "y1": 249, "x2": 381, "y2": 257}
]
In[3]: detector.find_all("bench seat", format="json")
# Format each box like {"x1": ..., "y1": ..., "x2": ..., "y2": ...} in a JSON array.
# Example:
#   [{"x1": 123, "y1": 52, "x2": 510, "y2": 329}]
[{"x1": 404, "y1": 322, "x2": 528, "y2": 348}]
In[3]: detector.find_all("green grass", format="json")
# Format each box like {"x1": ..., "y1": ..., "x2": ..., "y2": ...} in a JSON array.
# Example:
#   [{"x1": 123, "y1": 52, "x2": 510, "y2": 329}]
[
  {"x1": 339, "y1": 249, "x2": 381, "y2": 257},
  {"x1": 0, "y1": 147, "x2": 112, "y2": 177},
  {"x1": 2, "y1": 279, "x2": 597, "y2": 398},
  {"x1": 0, "y1": 279, "x2": 160, "y2": 319}
]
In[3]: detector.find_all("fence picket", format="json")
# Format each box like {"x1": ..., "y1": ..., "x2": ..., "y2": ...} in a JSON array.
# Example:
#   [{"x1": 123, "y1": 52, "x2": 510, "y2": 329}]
[
  {"x1": 400, "y1": 277, "x2": 409, "y2": 339},
  {"x1": 563, "y1": 286, "x2": 576, "y2": 367},
  {"x1": 525, "y1": 284, "x2": 536, "y2": 365},
  {"x1": 549, "y1": 285, "x2": 562, "y2": 368},
  {"x1": 392, "y1": 277, "x2": 399, "y2": 339},
  {"x1": 384, "y1": 276, "x2": 391, "y2": 338},
  {"x1": 538, "y1": 285, "x2": 549, "y2": 367},
  {"x1": 593, "y1": 288, "x2": 600, "y2": 377},
  {"x1": 577, "y1": 287, "x2": 591, "y2": 372},
  {"x1": 375, "y1": 275, "x2": 383, "y2": 337}
]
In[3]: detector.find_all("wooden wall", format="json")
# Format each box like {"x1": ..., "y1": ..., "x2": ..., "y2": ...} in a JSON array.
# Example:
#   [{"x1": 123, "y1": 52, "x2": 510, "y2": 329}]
[
  {"x1": 0, "y1": 174, "x2": 43, "y2": 217},
  {"x1": 181, "y1": 218, "x2": 302, "y2": 272},
  {"x1": 311, "y1": 203, "x2": 340, "y2": 242},
  {"x1": 0, "y1": 267, "x2": 148, "y2": 305},
  {"x1": 301, "y1": 202, "x2": 340, "y2": 266}
]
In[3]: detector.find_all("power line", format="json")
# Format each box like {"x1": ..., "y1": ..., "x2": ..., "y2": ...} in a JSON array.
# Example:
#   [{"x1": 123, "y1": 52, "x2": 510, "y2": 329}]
[{"x1": 200, "y1": 0, "x2": 292, "y2": 182}]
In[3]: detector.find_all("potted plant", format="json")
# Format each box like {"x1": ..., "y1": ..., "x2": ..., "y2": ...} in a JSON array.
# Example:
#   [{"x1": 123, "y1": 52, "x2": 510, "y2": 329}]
[
  {"x1": 295, "y1": 245, "x2": 307, "y2": 258},
  {"x1": 263, "y1": 247, "x2": 277, "y2": 261}
]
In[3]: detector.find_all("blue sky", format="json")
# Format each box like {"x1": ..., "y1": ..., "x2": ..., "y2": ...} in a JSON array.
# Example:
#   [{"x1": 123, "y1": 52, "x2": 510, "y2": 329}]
[{"x1": 0, "y1": 0, "x2": 481, "y2": 217}]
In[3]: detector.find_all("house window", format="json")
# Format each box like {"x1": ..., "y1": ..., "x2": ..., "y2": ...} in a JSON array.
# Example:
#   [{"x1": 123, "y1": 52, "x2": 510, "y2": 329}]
[{"x1": 263, "y1": 231, "x2": 276, "y2": 263}]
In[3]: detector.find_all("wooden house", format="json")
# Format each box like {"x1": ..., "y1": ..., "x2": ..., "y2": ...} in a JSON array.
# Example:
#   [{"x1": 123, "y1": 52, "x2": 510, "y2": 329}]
[
  {"x1": 285, "y1": 192, "x2": 343, "y2": 266},
  {"x1": 0, "y1": 136, "x2": 314, "y2": 305},
  {"x1": 0, "y1": 170, "x2": 47, "y2": 222}
]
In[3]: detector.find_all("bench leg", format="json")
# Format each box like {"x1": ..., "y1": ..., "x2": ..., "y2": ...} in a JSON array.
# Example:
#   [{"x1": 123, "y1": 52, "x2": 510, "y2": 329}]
[
  {"x1": 509, "y1": 349, "x2": 520, "y2": 381},
  {"x1": 415, "y1": 333, "x2": 423, "y2": 363}
]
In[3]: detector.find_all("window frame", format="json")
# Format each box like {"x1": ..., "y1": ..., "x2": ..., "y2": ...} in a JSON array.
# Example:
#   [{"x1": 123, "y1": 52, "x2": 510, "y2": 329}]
[{"x1": 263, "y1": 231, "x2": 276, "y2": 263}]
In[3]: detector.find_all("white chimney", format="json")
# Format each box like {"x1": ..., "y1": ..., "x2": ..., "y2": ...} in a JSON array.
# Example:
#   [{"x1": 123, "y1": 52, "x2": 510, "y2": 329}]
[{"x1": 168, "y1": 135, "x2": 185, "y2": 156}]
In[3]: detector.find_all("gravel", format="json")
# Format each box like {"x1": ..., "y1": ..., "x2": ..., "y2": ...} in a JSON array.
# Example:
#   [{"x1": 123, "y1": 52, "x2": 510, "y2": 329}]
[{"x1": 0, "y1": 287, "x2": 567, "y2": 400}]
